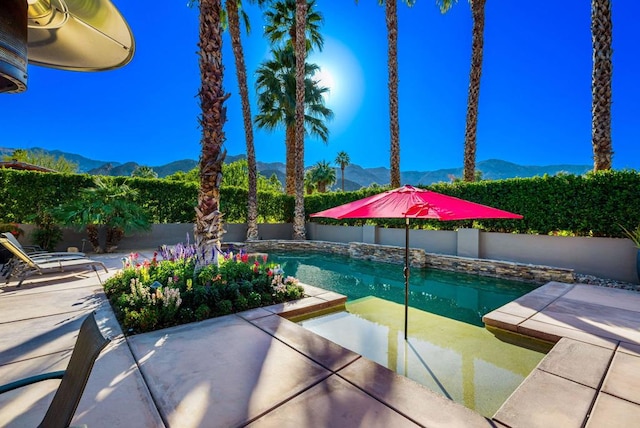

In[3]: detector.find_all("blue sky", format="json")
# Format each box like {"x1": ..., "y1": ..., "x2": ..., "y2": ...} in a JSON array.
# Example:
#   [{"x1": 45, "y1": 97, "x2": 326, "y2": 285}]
[{"x1": 1, "y1": 1, "x2": 639, "y2": 172}]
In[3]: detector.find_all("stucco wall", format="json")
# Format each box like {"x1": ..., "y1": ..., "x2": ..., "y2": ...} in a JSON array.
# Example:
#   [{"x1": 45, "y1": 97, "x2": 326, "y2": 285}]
[{"x1": 18, "y1": 222, "x2": 638, "y2": 283}]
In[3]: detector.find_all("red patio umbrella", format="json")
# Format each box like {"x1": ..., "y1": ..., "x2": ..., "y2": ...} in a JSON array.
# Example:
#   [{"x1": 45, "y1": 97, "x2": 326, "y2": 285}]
[{"x1": 310, "y1": 185, "x2": 523, "y2": 340}]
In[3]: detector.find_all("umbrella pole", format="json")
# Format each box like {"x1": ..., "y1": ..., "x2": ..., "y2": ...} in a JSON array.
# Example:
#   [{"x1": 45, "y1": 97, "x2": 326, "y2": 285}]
[{"x1": 404, "y1": 218, "x2": 409, "y2": 341}]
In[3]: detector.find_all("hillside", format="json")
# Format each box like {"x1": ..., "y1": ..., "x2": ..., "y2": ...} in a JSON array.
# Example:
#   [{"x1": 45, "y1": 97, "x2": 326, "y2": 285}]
[{"x1": 1, "y1": 147, "x2": 592, "y2": 188}]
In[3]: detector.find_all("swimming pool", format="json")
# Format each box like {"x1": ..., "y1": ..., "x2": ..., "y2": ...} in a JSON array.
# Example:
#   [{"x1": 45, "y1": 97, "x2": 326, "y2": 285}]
[{"x1": 269, "y1": 252, "x2": 548, "y2": 417}]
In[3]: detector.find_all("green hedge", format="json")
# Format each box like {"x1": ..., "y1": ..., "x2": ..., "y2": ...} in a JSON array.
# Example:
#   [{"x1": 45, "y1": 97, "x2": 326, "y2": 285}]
[
  {"x1": 1, "y1": 169, "x2": 638, "y2": 238},
  {"x1": 306, "y1": 171, "x2": 640, "y2": 238}
]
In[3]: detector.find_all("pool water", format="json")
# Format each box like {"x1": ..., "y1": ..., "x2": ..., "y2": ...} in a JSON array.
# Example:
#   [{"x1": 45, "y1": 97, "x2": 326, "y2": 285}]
[{"x1": 270, "y1": 252, "x2": 548, "y2": 417}]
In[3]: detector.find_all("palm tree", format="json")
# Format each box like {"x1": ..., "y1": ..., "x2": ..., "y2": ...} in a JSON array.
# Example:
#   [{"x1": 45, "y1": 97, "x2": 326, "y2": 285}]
[
  {"x1": 304, "y1": 169, "x2": 316, "y2": 194},
  {"x1": 260, "y1": 0, "x2": 325, "y2": 198},
  {"x1": 310, "y1": 160, "x2": 336, "y2": 193},
  {"x1": 385, "y1": 0, "x2": 403, "y2": 188},
  {"x1": 254, "y1": 47, "x2": 333, "y2": 195},
  {"x1": 194, "y1": 0, "x2": 228, "y2": 266},
  {"x1": 293, "y1": 0, "x2": 307, "y2": 239},
  {"x1": 591, "y1": 0, "x2": 613, "y2": 171},
  {"x1": 334, "y1": 151, "x2": 350, "y2": 191},
  {"x1": 263, "y1": 0, "x2": 324, "y2": 52},
  {"x1": 439, "y1": 0, "x2": 485, "y2": 182},
  {"x1": 359, "y1": 0, "x2": 413, "y2": 187},
  {"x1": 224, "y1": 0, "x2": 259, "y2": 240},
  {"x1": 131, "y1": 165, "x2": 158, "y2": 179}
]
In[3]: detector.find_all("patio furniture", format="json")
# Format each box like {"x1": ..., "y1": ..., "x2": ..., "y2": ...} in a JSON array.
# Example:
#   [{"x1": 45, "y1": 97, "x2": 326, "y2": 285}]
[
  {"x1": 0, "y1": 312, "x2": 110, "y2": 427},
  {"x1": 0, "y1": 237, "x2": 108, "y2": 287},
  {"x1": 1, "y1": 232, "x2": 87, "y2": 277}
]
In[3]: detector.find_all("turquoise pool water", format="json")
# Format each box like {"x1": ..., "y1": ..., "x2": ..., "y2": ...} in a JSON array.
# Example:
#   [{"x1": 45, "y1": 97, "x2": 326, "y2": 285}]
[
  {"x1": 271, "y1": 252, "x2": 538, "y2": 327},
  {"x1": 269, "y1": 252, "x2": 547, "y2": 417}
]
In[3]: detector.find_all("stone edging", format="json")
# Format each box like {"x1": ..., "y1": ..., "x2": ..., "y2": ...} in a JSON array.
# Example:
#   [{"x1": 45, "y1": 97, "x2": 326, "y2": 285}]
[{"x1": 240, "y1": 240, "x2": 575, "y2": 284}]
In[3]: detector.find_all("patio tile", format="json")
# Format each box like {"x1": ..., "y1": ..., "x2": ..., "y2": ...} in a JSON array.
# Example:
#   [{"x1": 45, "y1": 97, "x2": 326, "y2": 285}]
[
  {"x1": 248, "y1": 375, "x2": 420, "y2": 427},
  {"x1": 518, "y1": 319, "x2": 618, "y2": 349},
  {"x1": 494, "y1": 292, "x2": 558, "y2": 319},
  {"x1": 562, "y1": 285, "x2": 640, "y2": 313},
  {"x1": 0, "y1": 312, "x2": 86, "y2": 365},
  {"x1": 265, "y1": 296, "x2": 344, "y2": 319},
  {"x1": 482, "y1": 310, "x2": 525, "y2": 332},
  {"x1": 313, "y1": 290, "x2": 347, "y2": 305},
  {"x1": 251, "y1": 314, "x2": 360, "y2": 372},
  {"x1": 300, "y1": 283, "x2": 331, "y2": 297},
  {"x1": 586, "y1": 392, "x2": 640, "y2": 427},
  {"x1": 533, "y1": 281, "x2": 574, "y2": 297},
  {"x1": 235, "y1": 307, "x2": 273, "y2": 321},
  {"x1": 0, "y1": 285, "x2": 102, "y2": 324},
  {"x1": 493, "y1": 370, "x2": 596, "y2": 428},
  {"x1": 0, "y1": 327, "x2": 164, "y2": 428},
  {"x1": 601, "y1": 351, "x2": 640, "y2": 405},
  {"x1": 127, "y1": 315, "x2": 332, "y2": 428},
  {"x1": 618, "y1": 341, "x2": 640, "y2": 357},
  {"x1": 536, "y1": 338, "x2": 614, "y2": 388},
  {"x1": 338, "y1": 357, "x2": 495, "y2": 428},
  {"x1": 530, "y1": 298, "x2": 640, "y2": 344}
]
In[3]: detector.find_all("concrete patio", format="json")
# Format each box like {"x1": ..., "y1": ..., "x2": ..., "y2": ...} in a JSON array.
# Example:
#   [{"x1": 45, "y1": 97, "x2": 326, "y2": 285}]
[{"x1": 0, "y1": 251, "x2": 639, "y2": 427}]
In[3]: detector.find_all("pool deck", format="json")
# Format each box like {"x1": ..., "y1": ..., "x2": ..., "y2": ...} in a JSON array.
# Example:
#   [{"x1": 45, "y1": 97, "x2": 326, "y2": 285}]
[{"x1": 0, "y1": 251, "x2": 639, "y2": 427}]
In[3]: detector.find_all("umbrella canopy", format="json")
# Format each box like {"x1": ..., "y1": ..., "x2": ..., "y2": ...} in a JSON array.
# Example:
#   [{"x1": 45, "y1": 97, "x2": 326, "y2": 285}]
[
  {"x1": 310, "y1": 185, "x2": 523, "y2": 221},
  {"x1": 310, "y1": 185, "x2": 523, "y2": 340}
]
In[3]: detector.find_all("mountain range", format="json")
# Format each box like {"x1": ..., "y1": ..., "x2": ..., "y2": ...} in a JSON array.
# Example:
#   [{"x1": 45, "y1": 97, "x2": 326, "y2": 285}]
[{"x1": 1, "y1": 147, "x2": 591, "y2": 189}]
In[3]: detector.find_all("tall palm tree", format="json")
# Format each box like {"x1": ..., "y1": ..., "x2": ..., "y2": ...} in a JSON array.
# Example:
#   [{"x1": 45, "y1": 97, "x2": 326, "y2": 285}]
[
  {"x1": 310, "y1": 160, "x2": 337, "y2": 193},
  {"x1": 254, "y1": 47, "x2": 333, "y2": 194},
  {"x1": 261, "y1": 0, "x2": 325, "y2": 196},
  {"x1": 224, "y1": 0, "x2": 259, "y2": 240},
  {"x1": 359, "y1": 0, "x2": 414, "y2": 187},
  {"x1": 194, "y1": 0, "x2": 228, "y2": 266},
  {"x1": 386, "y1": 0, "x2": 401, "y2": 188},
  {"x1": 591, "y1": 0, "x2": 613, "y2": 171},
  {"x1": 263, "y1": 0, "x2": 324, "y2": 52},
  {"x1": 335, "y1": 151, "x2": 350, "y2": 191},
  {"x1": 293, "y1": 0, "x2": 307, "y2": 239},
  {"x1": 439, "y1": 0, "x2": 486, "y2": 182}
]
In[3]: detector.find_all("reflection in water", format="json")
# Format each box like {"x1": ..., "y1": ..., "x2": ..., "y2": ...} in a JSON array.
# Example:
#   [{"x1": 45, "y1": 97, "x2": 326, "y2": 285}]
[
  {"x1": 271, "y1": 253, "x2": 545, "y2": 417},
  {"x1": 300, "y1": 298, "x2": 544, "y2": 417}
]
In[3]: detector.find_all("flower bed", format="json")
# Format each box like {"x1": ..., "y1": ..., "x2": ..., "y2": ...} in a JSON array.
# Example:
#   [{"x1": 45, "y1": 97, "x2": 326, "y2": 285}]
[{"x1": 104, "y1": 243, "x2": 304, "y2": 334}]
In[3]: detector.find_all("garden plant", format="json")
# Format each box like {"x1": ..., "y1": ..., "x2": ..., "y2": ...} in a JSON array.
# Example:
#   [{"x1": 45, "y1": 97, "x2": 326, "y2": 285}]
[{"x1": 104, "y1": 242, "x2": 305, "y2": 334}]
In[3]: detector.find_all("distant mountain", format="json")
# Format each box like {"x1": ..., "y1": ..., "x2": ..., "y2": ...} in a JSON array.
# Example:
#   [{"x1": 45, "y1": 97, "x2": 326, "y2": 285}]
[{"x1": 1, "y1": 147, "x2": 592, "y2": 188}]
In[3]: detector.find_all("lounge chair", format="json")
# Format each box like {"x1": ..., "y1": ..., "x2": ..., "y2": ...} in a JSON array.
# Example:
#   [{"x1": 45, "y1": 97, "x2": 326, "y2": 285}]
[
  {"x1": 0, "y1": 312, "x2": 110, "y2": 427},
  {"x1": 1, "y1": 232, "x2": 87, "y2": 277},
  {"x1": 0, "y1": 237, "x2": 108, "y2": 286},
  {"x1": 1, "y1": 232, "x2": 86, "y2": 257}
]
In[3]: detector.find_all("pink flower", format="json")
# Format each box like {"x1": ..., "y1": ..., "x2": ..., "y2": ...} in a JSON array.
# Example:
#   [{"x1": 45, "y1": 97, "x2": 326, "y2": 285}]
[{"x1": 262, "y1": 255, "x2": 268, "y2": 263}]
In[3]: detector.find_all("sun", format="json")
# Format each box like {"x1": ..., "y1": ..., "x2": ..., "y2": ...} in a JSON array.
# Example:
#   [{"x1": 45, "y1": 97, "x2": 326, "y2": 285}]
[
  {"x1": 315, "y1": 67, "x2": 336, "y2": 99},
  {"x1": 308, "y1": 37, "x2": 364, "y2": 133}
]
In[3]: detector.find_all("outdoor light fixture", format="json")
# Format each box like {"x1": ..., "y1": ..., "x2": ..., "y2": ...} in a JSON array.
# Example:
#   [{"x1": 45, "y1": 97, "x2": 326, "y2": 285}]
[{"x1": 0, "y1": 0, "x2": 135, "y2": 94}]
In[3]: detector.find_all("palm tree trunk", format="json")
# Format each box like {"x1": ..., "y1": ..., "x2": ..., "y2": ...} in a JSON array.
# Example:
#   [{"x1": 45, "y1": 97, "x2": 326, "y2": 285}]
[
  {"x1": 463, "y1": 0, "x2": 486, "y2": 182},
  {"x1": 386, "y1": 0, "x2": 401, "y2": 188},
  {"x1": 591, "y1": 0, "x2": 613, "y2": 171},
  {"x1": 195, "y1": 0, "x2": 228, "y2": 267},
  {"x1": 292, "y1": 0, "x2": 307, "y2": 240},
  {"x1": 285, "y1": 126, "x2": 296, "y2": 195},
  {"x1": 226, "y1": 0, "x2": 258, "y2": 240},
  {"x1": 341, "y1": 166, "x2": 345, "y2": 191}
]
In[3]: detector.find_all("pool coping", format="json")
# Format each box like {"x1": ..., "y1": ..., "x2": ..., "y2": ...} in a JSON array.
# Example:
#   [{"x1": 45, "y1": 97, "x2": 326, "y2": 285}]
[
  {"x1": 483, "y1": 281, "x2": 640, "y2": 426},
  {"x1": 286, "y1": 280, "x2": 640, "y2": 427}
]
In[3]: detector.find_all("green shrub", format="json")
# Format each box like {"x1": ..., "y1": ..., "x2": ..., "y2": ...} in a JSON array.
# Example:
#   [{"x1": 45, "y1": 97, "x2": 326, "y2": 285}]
[
  {"x1": 103, "y1": 246, "x2": 305, "y2": 334},
  {"x1": 3, "y1": 168, "x2": 639, "y2": 237}
]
